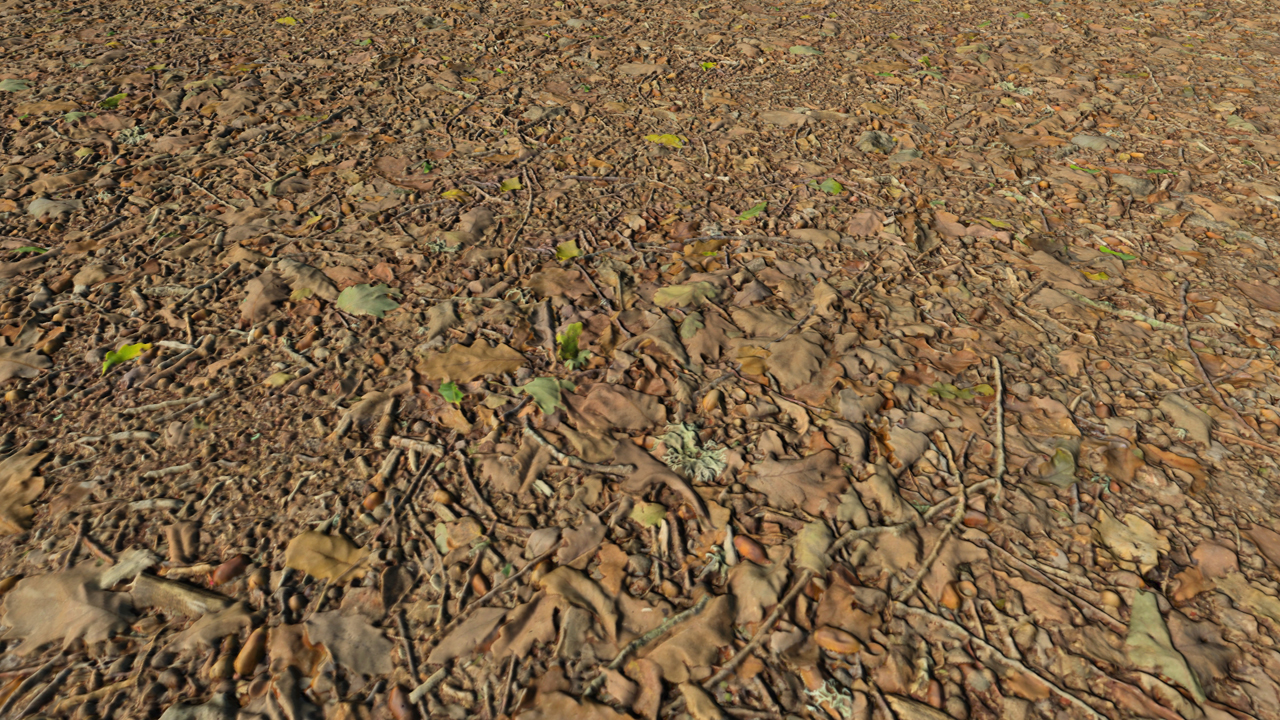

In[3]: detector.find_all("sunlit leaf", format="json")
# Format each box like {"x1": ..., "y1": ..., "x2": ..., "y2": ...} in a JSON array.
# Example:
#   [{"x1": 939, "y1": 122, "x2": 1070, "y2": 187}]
[
  {"x1": 99, "y1": 93, "x2": 126, "y2": 109},
  {"x1": 439, "y1": 381, "x2": 464, "y2": 405},
  {"x1": 739, "y1": 201, "x2": 767, "y2": 220},
  {"x1": 555, "y1": 239, "x2": 581, "y2": 261},
  {"x1": 556, "y1": 322, "x2": 591, "y2": 369},
  {"x1": 0, "y1": 79, "x2": 31, "y2": 92},
  {"x1": 1099, "y1": 247, "x2": 1138, "y2": 261},
  {"x1": 102, "y1": 343, "x2": 151, "y2": 374},
  {"x1": 336, "y1": 284, "x2": 402, "y2": 318},
  {"x1": 276, "y1": 16, "x2": 298, "y2": 25},
  {"x1": 441, "y1": 189, "x2": 469, "y2": 200},
  {"x1": 644, "y1": 133, "x2": 684, "y2": 149},
  {"x1": 500, "y1": 177, "x2": 522, "y2": 192}
]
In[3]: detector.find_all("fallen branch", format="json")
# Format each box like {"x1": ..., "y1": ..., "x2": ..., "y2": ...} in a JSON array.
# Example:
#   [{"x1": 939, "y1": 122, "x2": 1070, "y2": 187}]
[
  {"x1": 522, "y1": 426, "x2": 634, "y2": 475},
  {"x1": 584, "y1": 593, "x2": 711, "y2": 698},
  {"x1": 1181, "y1": 280, "x2": 1264, "y2": 442},
  {"x1": 893, "y1": 602, "x2": 1108, "y2": 720},
  {"x1": 1213, "y1": 429, "x2": 1280, "y2": 455},
  {"x1": 992, "y1": 356, "x2": 1007, "y2": 508},
  {"x1": 983, "y1": 539, "x2": 1126, "y2": 634},
  {"x1": 429, "y1": 543, "x2": 561, "y2": 644},
  {"x1": 1059, "y1": 288, "x2": 1182, "y2": 332}
]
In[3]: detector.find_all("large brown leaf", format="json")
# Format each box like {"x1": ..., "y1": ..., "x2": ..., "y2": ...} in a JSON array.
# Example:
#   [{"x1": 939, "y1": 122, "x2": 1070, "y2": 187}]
[
  {"x1": 418, "y1": 341, "x2": 526, "y2": 383},
  {"x1": 283, "y1": 531, "x2": 370, "y2": 583},
  {"x1": 0, "y1": 320, "x2": 51, "y2": 384},
  {"x1": 0, "y1": 564, "x2": 135, "y2": 654},
  {"x1": 304, "y1": 611, "x2": 395, "y2": 676},
  {"x1": 0, "y1": 445, "x2": 48, "y2": 534},
  {"x1": 744, "y1": 450, "x2": 849, "y2": 517}
]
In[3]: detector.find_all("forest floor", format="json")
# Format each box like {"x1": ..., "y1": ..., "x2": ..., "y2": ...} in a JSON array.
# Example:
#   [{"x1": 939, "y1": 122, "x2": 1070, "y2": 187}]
[{"x1": 2, "y1": 0, "x2": 1280, "y2": 718}]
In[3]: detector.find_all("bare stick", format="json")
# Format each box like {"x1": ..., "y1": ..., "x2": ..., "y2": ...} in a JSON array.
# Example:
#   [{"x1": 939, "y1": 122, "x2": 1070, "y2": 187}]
[
  {"x1": 16, "y1": 666, "x2": 73, "y2": 717},
  {"x1": 1059, "y1": 287, "x2": 1182, "y2": 332},
  {"x1": 506, "y1": 168, "x2": 534, "y2": 248},
  {"x1": 894, "y1": 602, "x2": 1108, "y2": 720},
  {"x1": 0, "y1": 660, "x2": 56, "y2": 717},
  {"x1": 1181, "y1": 280, "x2": 1263, "y2": 442},
  {"x1": 992, "y1": 356, "x2": 1007, "y2": 508},
  {"x1": 583, "y1": 593, "x2": 711, "y2": 697},
  {"x1": 430, "y1": 544, "x2": 560, "y2": 642},
  {"x1": 159, "y1": 391, "x2": 227, "y2": 422},
  {"x1": 984, "y1": 540, "x2": 1126, "y2": 634},
  {"x1": 522, "y1": 426, "x2": 634, "y2": 475}
]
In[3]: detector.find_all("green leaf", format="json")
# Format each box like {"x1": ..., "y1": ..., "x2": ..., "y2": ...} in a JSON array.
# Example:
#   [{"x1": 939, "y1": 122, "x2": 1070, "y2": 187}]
[
  {"x1": 102, "y1": 342, "x2": 151, "y2": 374},
  {"x1": 1099, "y1": 246, "x2": 1138, "y2": 261},
  {"x1": 11, "y1": 247, "x2": 46, "y2": 254},
  {"x1": 555, "y1": 239, "x2": 581, "y2": 261},
  {"x1": 1069, "y1": 163, "x2": 1101, "y2": 174},
  {"x1": 74, "y1": 147, "x2": 94, "y2": 159},
  {"x1": 629, "y1": 501, "x2": 667, "y2": 528},
  {"x1": 653, "y1": 281, "x2": 718, "y2": 308},
  {"x1": 276, "y1": 16, "x2": 298, "y2": 24},
  {"x1": 357, "y1": 38, "x2": 372, "y2": 46},
  {"x1": 700, "y1": 61, "x2": 717, "y2": 70},
  {"x1": 1014, "y1": 11, "x2": 1030, "y2": 18},
  {"x1": 927, "y1": 382, "x2": 973, "y2": 400},
  {"x1": 63, "y1": 111, "x2": 86, "y2": 123},
  {"x1": 1035, "y1": 447, "x2": 1078, "y2": 488},
  {"x1": 556, "y1": 322, "x2": 591, "y2": 369},
  {"x1": 439, "y1": 381, "x2": 464, "y2": 405},
  {"x1": 644, "y1": 133, "x2": 684, "y2": 149},
  {"x1": 521, "y1": 377, "x2": 569, "y2": 414},
  {"x1": 0, "y1": 79, "x2": 30, "y2": 92},
  {"x1": 336, "y1": 283, "x2": 402, "y2": 318},
  {"x1": 100, "y1": 93, "x2": 126, "y2": 109},
  {"x1": 817, "y1": 178, "x2": 842, "y2": 194},
  {"x1": 500, "y1": 176, "x2": 523, "y2": 192},
  {"x1": 739, "y1": 201, "x2": 767, "y2": 220}
]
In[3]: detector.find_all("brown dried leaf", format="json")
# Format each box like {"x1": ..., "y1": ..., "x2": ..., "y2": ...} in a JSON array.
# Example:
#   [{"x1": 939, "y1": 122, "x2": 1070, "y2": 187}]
[
  {"x1": 574, "y1": 384, "x2": 668, "y2": 432},
  {"x1": 0, "y1": 564, "x2": 134, "y2": 655},
  {"x1": 0, "y1": 321, "x2": 51, "y2": 384},
  {"x1": 744, "y1": 450, "x2": 848, "y2": 517},
  {"x1": 418, "y1": 341, "x2": 526, "y2": 383},
  {"x1": 0, "y1": 445, "x2": 47, "y2": 535},
  {"x1": 641, "y1": 595, "x2": 734, "y2": 682},
  {"x1": 240, "y1": 271, "x2": 289, "y2": 327},
  {"x1": 304, "y1": 610, "x2": 395, "y2": 676},
  {"x1": 427, "y1": 606, "x2": 507, "y2": 664},
  {"x1": 167, "y1": 601, "x2": 254, "y2": 652},
  {"x1": 283, "y1": 531, "x2": 370, "y2": 583}
]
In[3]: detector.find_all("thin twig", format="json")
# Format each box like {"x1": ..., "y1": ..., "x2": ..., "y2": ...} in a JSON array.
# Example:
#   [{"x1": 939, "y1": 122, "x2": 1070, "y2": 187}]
[
  {"x1": 0, "y1": 660, "x2": 56, "y2": 717},
  {"x1": 429, "y1": 544, "x2": 561, "y2": 643},
  {"x1": 584, "y1": 593, "x2": 711, "y2": 698},
  {"x1": 506, "y1": 168, "x2": 534, "y2": 248},
  {"x1": 992, "y1": 356, "x2": 1007, "y2": 509},
  {"x1": 522, "y1": 426, "x2": 634, "y2": 475},
  {"x1": 894, "y1": 603, "x2": 1108, "y2": 720},
  {"x1": 1181, "y1": 280, "x2": 1263, "y2": 442}
]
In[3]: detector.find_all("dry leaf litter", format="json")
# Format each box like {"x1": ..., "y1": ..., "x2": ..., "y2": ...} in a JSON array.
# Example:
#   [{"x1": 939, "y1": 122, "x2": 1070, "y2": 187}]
[{"x1": 1, "y1": 0, "x2": 1280, "y2": 719}]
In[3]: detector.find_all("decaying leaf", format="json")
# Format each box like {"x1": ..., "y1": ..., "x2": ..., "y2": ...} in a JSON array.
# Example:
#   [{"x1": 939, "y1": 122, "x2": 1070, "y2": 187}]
[
  {"x1": 744, "y1": 450, "x2": 848, "y2": 517},
  {"x1": 1125, "y1": 590, "x2": 1207, "y2": 703}
]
